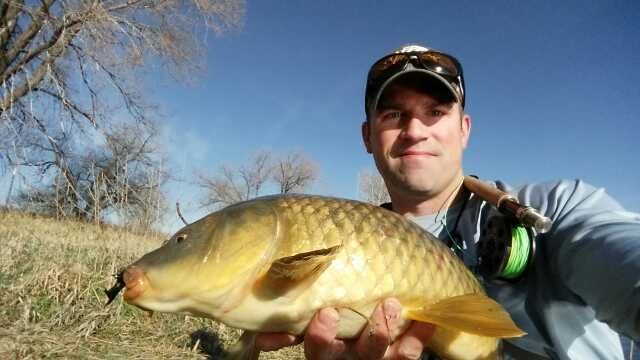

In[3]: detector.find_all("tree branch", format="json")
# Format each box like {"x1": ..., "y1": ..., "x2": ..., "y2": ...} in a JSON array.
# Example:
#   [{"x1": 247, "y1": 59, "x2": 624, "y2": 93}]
[
  {"x1": 34, "y1": 87, "x2": 95, "y2": 126},
  {"x1": 0, "y1": 19, "x2": 81, "y2": 115},
  {"x1": 0, "y1": 0, "x2": 24, "y2": 51},
  {"x1": 2, "y1": 10, "x2": 84, "y2": 86},
  {"x1": 2, "y1": 0, "x2": 56, "y2": 74}
]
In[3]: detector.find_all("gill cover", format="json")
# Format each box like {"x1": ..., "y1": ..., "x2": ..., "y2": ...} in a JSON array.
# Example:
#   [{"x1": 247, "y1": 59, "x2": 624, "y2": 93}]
[{"x1": 205, "y1": 200, "x2": 281, "y2": 293}]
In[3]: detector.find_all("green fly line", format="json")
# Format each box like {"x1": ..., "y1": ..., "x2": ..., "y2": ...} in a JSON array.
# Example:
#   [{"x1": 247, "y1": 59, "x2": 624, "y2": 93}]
[{"x1": 501, "y1": 225, "x2": 531, "y2": 279}]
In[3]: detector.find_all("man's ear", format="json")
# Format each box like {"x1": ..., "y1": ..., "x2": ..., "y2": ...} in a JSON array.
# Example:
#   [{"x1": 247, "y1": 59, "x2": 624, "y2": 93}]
[
  {"x1": 361, "y1": 121, "x2": 372, "y2": 153},
  {"x1": 461, "y1": 113, "x2": 472, "y2": 149}
]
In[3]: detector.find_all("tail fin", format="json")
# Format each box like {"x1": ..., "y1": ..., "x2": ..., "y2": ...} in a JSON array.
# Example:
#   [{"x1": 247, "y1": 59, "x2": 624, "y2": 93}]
[{"x1": 404, "y1": 294, "x2": 526, "y2": 338}]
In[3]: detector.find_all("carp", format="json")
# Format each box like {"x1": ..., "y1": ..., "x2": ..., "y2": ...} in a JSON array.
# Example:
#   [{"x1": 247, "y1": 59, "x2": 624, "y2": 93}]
[{"x1": 107, "y1": 195, "x2": 525, "y2": 359}]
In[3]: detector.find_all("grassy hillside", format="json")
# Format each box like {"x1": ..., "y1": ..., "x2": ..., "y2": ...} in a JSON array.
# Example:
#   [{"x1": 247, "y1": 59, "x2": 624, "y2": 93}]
[{"x1": 0, "y1": 210, "x2": 303, "y2": 359}]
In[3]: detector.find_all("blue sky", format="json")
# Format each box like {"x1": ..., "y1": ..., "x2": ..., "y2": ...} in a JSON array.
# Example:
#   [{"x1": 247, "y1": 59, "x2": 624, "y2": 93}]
[
  {"x1": 2, "y1": 1, "x2": 638, "y2": 233},
  {"x1": 151, "y1": 1, "x2": 639, "y2": 232}
]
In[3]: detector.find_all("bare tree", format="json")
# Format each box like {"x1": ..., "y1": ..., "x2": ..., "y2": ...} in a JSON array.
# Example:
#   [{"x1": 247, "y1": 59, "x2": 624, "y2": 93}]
[
  {"x1": 0, "y1": 0, "x2": 244, "y2": 225},
  {"x1": 273, "y1": 152, "x2": 317, "y2": 194},
  {"x1": 1, "y1": 0, "x2": 244, "y2": 130},
  {"x1": 1, "y1": 0, "x2": 244, "y2": 121},
  {"x1": 198, "y1": 151, "x2": 273, "y2": 209},
  {"x1": 358, "y1": 169, "x2": 390, "y2": 205},
  {"x1": 97, "y1": 121, "x2": 169, "y2": 230},
  {"x1": 199, "y1": 151, "x2": 319, "y2": 209},
  {"x1": 16, "y1": 120, "x2": 169, "y2": 230}
]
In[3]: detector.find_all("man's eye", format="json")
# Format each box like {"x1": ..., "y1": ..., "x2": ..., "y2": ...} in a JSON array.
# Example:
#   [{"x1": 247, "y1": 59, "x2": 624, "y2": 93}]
[
  {"x1": 383, "y1": 111, "x2": 402, "y2": 121},
  {"x1": 431, "y1": 110, "x2": 443, "y2": 117}
]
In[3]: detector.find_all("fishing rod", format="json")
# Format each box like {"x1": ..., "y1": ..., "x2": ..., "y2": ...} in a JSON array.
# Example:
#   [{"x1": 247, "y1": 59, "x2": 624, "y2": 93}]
[{"x1": 463, "y1": 176, "x2": 552, "y2": 234}]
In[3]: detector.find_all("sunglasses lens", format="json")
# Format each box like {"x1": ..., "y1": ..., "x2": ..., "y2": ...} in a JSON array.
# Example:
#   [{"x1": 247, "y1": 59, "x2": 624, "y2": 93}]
[
  {"x1": 368, "y1": 54, "x2": 408, "y2": 81},
  {"x1": 418, "y1": 52, "x2": 460, "y2": 77}
]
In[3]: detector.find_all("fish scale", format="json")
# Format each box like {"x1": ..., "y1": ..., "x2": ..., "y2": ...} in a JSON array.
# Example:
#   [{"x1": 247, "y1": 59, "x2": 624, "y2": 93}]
[
  {"x1": 275, "y1": 196, "x2": 478, "y2": 305},
  {"x1": 115, "y1": 195, "x2": 525, "y2": 360}
]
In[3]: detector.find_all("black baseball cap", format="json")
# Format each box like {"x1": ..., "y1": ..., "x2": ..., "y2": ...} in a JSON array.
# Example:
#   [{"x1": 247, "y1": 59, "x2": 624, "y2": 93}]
[{"x1": 365, "y1": 44, "x2": 466, "y2": 117}]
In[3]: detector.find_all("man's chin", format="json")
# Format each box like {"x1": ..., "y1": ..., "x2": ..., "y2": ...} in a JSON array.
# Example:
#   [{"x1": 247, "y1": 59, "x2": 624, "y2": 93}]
[{"x1": 389, "y1": 176, "x2": 438, "y2": 196}]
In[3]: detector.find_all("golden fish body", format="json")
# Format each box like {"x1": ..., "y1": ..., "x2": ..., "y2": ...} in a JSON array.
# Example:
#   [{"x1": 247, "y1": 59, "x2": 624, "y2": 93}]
[{"x1": 120, "y1": 195, "x2": 524, "y2": 360}]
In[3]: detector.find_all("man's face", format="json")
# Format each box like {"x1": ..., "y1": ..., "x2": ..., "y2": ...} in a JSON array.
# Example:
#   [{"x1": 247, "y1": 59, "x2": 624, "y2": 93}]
[{"x1": 362, "y1": 83, "x2": 471, "y2": 199}]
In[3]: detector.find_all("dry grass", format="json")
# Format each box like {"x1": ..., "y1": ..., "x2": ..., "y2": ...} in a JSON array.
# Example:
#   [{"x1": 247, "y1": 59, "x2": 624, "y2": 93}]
[{"x1": 0, "y1": 210, "x2": 303, "y2": 359}]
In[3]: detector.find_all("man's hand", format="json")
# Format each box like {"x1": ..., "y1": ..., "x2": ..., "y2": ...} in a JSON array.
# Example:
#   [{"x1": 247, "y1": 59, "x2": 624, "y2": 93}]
[{"x1": 254, "y1": 298, "x2": 435, "y2": 359}]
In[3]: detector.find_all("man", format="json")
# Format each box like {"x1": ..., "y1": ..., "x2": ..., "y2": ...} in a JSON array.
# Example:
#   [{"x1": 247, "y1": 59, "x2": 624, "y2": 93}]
[{"x1": 257, "y1": 44, "x2": 640, "y2": 359}]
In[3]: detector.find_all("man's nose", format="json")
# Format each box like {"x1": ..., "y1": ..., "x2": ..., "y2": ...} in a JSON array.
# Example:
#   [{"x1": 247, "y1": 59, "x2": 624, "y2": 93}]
[{"x1": 401, "y1": 115, "x2": 428, "y2": 140}]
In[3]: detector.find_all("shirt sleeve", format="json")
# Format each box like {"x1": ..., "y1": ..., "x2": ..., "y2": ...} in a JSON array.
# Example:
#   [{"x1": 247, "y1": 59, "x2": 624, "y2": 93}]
[{"x1": 515, "y1": 179, "x2": 640, "y2": 341}]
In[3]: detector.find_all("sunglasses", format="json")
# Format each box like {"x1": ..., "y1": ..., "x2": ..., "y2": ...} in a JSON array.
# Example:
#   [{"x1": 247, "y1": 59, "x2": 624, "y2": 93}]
[{"x1": 365, "y1": 50, "x2": 466, "y2": 111}]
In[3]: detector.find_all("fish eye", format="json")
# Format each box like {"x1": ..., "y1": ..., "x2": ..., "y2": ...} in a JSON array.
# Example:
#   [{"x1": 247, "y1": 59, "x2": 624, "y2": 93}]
[{"x1": 176, "y1": 233, "x2": 188, "y2": 244}]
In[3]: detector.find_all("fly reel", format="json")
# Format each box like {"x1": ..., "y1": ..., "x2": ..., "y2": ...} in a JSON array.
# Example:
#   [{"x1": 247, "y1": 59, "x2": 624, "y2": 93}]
[{"x1": 477, "y1": 215, "x2": 536, "y2": 280}]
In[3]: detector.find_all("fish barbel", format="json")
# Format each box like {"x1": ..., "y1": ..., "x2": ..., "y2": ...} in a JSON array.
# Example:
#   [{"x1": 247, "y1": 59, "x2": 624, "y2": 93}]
[{"x1": 110, "y1": 195, "x2": 525, "y2": 359}]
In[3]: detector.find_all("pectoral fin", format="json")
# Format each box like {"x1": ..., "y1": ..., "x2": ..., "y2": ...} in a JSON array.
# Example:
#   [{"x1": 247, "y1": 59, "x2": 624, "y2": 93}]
[
  {"x1": 254, "y1": 245, "x2": 341, "y2": 299},
  {"x1": 268, "y1": 245, "x2": 340, "y2": 281},
  {"x1": 404, "y1": 293, "x2": 526, "y2": 338}
]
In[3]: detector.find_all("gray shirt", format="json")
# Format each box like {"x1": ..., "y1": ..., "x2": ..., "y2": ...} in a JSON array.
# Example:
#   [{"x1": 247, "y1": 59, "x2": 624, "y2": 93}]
[{"x1": 409, "y1": 179, "x2": 640, "y2": 359}]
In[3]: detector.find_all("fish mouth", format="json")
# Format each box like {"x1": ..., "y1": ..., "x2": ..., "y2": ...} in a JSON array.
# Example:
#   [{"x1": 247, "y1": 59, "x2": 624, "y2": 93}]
[
  {"x1": 107, "y1": 265, "x2": 190, "y2": 313},
  {"x1": 104, "y1": 266, "x2": 150, "y2": 306},
  {"x1": 121, "y1": 266, "x2": 149, "y2": 303}
]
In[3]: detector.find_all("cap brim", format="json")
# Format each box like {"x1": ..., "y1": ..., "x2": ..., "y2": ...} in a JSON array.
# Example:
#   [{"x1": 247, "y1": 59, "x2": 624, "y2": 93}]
[{"x1": 370, "y1": 69, "x2": 462, "y2": 115}]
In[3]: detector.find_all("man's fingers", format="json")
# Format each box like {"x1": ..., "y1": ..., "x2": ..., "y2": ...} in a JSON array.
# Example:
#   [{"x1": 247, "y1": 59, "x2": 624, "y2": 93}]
[
  {"x1": 386, "y1": 321, "x2": 435, "y2": 360},
  {"x1": 304, "y1": 307, "x2": 347, "y2": 360},
  {"x1": 355, "y1": 298, "x2": 402, "y2": 359},
  {"x1": 256, "y1": 302, "x2": 435, "y2": 360},
  {"x1": 254, "y1": 332, "x2": 300, "y2": 352}
]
